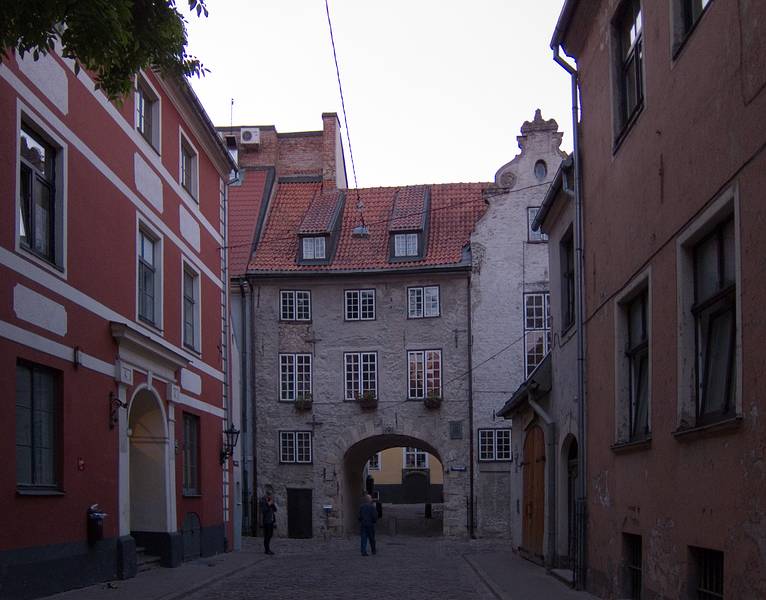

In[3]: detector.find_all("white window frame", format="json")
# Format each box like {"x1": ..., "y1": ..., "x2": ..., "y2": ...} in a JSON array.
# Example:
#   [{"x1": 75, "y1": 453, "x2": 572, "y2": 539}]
[
  {"x1": 524, "y1": 292, "x2": 551, "y2": 377},
  {"x1": 367, "y1": 452, "x2": 381, "y2": 471},
  {"x1": 280, "y1": 290, "x2": 311, "y2": 321},
  {"x1": 478, "y1": 429, "x2": 512, "y2": 462},
  {"x1": 279, "y1": 353, "x2": 312, "y2": 402},
  {"x1": 676, "y1": 185, "x2": 741, "y2": 430},
  {"x1": 527, "y1": 207, "x2": 549, "y2": 242},
  {"x1": 302, "y1": 236, "x2": 326, "y2": 260},
  {"x1": 135, "y1": 72, "x2": 161, "y2": 153},
  {"x1": 178, "y1": 129, "x2": 199, "y2": 201},
  {"x1": 136, "y1": 220, "x2": 163, "y2": 330},
  {"x1": 15, "y1": 107, "x2": 68, "y2": 276},
  {"x1": 394, "y1": 233, "x2": 418, "y2": 257},
  {"x1": 181, "y1": 259, "x2": 201, "y2": 353},
  {"x1": 408, "y1": 286, "x2": 440, "y2": 319},
  {"x1": 407, "y1": 350, "x2": 442, "y2": 399},
  {"x1": 344, "y1": 352, "x2": 378, "y2": 400},
  {"x1": 345, "y1": 289, "x2": 375, "y2": 321},
  {"x1": 403, "y1": 447, "x2": 428, "y2": 469},
  {"x1": 279, "y1": 431, "x2": 312, "y2": 464},
  {"x1": 182, "y1": 412, "x2": 200, "y2": 496}
]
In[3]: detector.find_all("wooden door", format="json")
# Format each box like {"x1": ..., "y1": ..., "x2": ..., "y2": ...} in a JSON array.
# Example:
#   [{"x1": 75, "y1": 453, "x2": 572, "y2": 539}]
[
  {"x1": 522, "y1": 426, "x2": 545, "y2": 558},
  {"x1": 287, "y1": 488, "x2": 313, "y2": 539}
]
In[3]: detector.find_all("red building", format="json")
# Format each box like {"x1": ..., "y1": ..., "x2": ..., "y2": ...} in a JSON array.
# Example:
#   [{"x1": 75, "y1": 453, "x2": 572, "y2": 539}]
[
  {"x1": 552, "y1": 0, "x2": 766, "y2": 597},
  {"x1": 0, "y1": 48, "x2": 237, "y2": 599}
]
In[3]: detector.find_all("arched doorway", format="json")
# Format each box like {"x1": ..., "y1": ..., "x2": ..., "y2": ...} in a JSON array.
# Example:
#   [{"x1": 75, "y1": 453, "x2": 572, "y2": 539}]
[
  {"x1": 343, "y1": 435, "x2": 445, "y2": 537},
  {"x1": 522, "y1": 425, "x2": 545, "y2": 559},
  {"x1": 566, "y1": 437, "x2": 578, "y2": 567},
  {"x1": 128, "y1": 387, "x2": 169, "y2": 537}
]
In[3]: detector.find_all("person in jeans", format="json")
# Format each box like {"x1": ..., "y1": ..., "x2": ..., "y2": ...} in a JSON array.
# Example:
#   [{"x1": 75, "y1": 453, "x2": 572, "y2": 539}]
[
  {"x1": 358, "y1": 494, "x2": 377, "y2": 556},
  {"x1": 260, "y1": 491, "x2": 277, "y2": 555}
]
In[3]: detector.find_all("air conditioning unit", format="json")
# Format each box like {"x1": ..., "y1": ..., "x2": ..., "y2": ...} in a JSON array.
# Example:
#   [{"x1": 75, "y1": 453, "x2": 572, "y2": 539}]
[{"x1": 240, "y1": 127, "x2": 260, "y2": 146}]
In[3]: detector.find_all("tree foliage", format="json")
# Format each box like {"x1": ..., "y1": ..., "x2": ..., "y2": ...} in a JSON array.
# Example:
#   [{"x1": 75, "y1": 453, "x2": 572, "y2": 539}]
[{"x1": 0, "y1": 0, "x2": 209, "y2": 99}]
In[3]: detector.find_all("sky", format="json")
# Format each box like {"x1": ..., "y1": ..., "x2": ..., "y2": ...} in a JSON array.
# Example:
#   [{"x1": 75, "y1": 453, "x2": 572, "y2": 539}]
[{"x1": 183, "y1": 1, "x2": 571, "y2": 188}]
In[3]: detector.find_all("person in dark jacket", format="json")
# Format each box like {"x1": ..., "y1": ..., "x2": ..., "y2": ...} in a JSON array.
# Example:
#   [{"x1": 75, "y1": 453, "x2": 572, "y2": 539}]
[
  {"x1": 260, "y1": 491, "x2": 277, "y2": 555},
  {"x1": 358, "y1": 493, "x2": 377, "y2": 556}
]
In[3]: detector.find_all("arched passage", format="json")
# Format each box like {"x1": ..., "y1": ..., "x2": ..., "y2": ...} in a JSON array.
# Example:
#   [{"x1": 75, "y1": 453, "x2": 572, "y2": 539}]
[
  {"x1": 128, "y1": 387, "x2": 169, "y2": 534},
  {"x1": 343, "y1": 434, "x2": 444, "y2": 537}
]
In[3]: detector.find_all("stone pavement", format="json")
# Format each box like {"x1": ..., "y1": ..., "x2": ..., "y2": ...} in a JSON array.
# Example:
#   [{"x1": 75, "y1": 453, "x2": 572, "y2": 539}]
[{"x1": 41, "y1": 536, "x2": 598, "y2": 600}]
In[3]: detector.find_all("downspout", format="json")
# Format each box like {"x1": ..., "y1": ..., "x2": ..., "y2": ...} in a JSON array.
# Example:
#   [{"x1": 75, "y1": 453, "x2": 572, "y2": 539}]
[
  {"x1": 238, "y1": 279, "x2": 250, "y2": 533},
  {"x1": 249, "y1": 281, "x2": 258, "y2": 536},
  {"x1": 221, "y1": 177, "x2": 232, "y2": 549},
  {"x1": 553, "y1": 44, "x2": 587, "y2": 590},
  {"x1": 467, "y1": 274, "x2": 476, "y2": 538}
]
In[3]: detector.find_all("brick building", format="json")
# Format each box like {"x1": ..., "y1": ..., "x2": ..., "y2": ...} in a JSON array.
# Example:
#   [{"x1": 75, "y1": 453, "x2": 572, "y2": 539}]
[{"x1": 0, "y1": 48, "x2": 237, "y2": 598}]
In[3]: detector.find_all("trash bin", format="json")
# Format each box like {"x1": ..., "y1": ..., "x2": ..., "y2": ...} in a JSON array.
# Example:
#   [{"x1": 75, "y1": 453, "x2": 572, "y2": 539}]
[{"x1": 87, "y1": 504, "x2": 107, "y2": 545}]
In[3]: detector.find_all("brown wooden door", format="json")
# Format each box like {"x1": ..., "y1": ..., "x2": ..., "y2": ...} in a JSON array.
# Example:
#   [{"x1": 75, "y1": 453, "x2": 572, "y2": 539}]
[{"x1": 522, "y1": 426, "x2": 545, "y2": 558}]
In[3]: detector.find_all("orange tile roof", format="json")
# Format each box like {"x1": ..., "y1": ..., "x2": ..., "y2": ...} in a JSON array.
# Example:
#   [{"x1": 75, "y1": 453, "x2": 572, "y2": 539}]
[
  {"x1": 298, "y1": 190, "x2": 344, "y2": 234},
  {"x1": 389, "y1": 185, "x2": 427, "y2": 231},
  {"x1": 228, "y1": 168, "x2": 273, "y2": 277},
  {"x1": 248, "y1": 181, "x2": 488, "y2": 273}
]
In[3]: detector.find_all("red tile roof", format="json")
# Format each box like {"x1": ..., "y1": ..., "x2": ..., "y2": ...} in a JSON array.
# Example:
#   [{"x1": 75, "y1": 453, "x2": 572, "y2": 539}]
[
  {"x1": 248, "y1": 182, "x2": 488, "y2": 273},
  {"x1": 389, "y1": 185, "x2": 427, "y2": 232},
  {"x1": 298, "y1": 190, "x2": 344, "y2": 234},
  {"x1": 228, "y1": 168, "x2": 273, "y2": 277}
]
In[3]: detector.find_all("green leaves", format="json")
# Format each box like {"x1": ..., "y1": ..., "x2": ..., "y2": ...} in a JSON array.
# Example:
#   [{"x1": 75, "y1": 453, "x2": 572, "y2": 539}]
[{"x1": 0, "y1": 0, "x2": 209, "y2": 100}]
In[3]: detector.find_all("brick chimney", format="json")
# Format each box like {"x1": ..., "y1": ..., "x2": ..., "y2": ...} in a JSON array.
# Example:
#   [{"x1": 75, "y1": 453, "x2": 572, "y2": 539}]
[{"x1": 321, "y1": 112, "x2": 347, "y2": 191}]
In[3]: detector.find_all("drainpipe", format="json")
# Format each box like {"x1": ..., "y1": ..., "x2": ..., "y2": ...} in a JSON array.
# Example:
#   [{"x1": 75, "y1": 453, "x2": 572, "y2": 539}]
[
  {"x1": 249, "y1": 282, "x2": 258, "y2": 536},
  {"x1": 553, "y1": 44, "x2": 587, "y2": 590},
  {"x1": 238, "y1": 280, "x2": 250, "y2": 534},
  {"x1": 467, "y1": 274, "x2": 476, "y2": 538}
]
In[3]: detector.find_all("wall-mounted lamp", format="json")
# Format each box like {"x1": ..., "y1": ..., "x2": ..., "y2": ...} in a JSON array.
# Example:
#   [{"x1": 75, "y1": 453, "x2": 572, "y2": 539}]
[
  {"x1": 220, "y1": 423, "x2": 240, "y2": 464},
  {"x1": 109, "y1": 392, "x2": 127, "y2": 429}
]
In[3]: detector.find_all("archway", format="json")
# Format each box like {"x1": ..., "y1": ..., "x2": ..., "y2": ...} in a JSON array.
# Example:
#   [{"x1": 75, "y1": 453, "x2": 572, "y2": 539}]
[
  {"x1": 128, "y1": 387, "x2": 170, "y2": 537},
  {"x1": 343, "y1": 434, "x2": 445, "y2": 537},
  {"x1": 561, "y1": 435, "x2": 578, "y2": 568}
]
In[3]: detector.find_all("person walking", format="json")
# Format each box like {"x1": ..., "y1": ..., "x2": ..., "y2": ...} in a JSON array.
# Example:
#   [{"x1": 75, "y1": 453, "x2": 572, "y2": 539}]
[
  {"x1": 358, "y1": 493, "x2": 377, "y2": 556},
  {"x1": 260, "y1": 491, "x2": 277, "y2": 555}
]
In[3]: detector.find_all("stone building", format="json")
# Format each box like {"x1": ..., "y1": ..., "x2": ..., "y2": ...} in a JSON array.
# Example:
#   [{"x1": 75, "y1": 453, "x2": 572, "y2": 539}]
[{"x1": 470, "y1": 111, "x2": 565, "y2": 538}]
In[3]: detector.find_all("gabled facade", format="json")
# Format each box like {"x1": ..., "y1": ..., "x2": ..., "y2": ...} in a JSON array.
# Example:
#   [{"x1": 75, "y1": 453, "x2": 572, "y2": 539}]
[{"x1": 0, "y1": 48, "x2": 237, "y2": 599}]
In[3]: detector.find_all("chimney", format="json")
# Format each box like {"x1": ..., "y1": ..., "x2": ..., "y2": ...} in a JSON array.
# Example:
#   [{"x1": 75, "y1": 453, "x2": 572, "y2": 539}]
[{"x1": 321, "y1": 112, "x2": 347, "y2": 191}]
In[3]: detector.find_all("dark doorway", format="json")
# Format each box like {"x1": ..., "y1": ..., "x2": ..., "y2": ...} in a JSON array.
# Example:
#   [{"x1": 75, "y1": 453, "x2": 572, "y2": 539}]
[
  {"x1": 402, "y1": 471, "x2": 429, "y2": 503},
  {"x1": 287, "y1": 488, "x2": 313, "y2": 538},
  {"x1": 522, "y1": 425, "x2": 545, "y2": 559},
  {"x1": 567, "y1": 439, "x2": 578, "y2": 568},
  {"x1": 181, "y1": 512, "x2": 201, "y2": 561}
]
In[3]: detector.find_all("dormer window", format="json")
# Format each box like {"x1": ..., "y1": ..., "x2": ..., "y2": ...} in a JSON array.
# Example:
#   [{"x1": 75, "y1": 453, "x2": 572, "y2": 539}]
[
  {"x1": 394, "y1": 233, "x2": 418, "y2": 257},
  {"x1": 302, "y1": 236, "x2": 326, "y2": 260}
]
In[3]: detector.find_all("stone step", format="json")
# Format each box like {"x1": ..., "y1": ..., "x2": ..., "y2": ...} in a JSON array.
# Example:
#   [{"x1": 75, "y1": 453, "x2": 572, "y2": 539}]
[{"x1": 136, "y1": 548, "x2": 162, "y2": 573}]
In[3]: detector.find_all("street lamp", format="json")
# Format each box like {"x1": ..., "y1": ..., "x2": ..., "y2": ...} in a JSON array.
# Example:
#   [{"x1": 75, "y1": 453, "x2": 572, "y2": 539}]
[{"x1": 220, "y1": 423, "x2": 240, "y2": 465}]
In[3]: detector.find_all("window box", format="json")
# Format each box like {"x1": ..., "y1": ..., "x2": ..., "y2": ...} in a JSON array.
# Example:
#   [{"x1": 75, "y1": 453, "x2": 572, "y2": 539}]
[
  {"x1": 294, "y1": 394, "x2": 313, "y2": 412},
  {"x1": 424, "y1": 393, "x2": 442, "y2": 409},
  {"x1": 356, "y1": 390, "x2": 378, "y2": 410}
]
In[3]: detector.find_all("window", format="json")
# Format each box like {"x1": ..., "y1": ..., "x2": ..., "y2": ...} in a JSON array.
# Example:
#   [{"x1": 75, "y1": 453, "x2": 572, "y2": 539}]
[
  {"x1": 280, "y1": 290, "x2": 311, "y2": 321},
  {"x1": 280, "y1": 354, "x2": 312, "y2": 401},
  {"x1": 136, "y1": 75, "x2": 160, "y2": 150},
  {"x1": 408, "y1": 286, "x2": 440, "y2": 318},
  {"x1": 180, "y1": 136, "x2": 198, "y2": 199},
  {"x1": 367, "y1": 452, "x2": 380, "y2": 471},
  {"x1": 279, "y1": 431, "x2": 312, "y2": 463},
  {"x1": 404, "y1": 447, "x2": 427, "y2": 469},
  {"x1": 16, "y1": 361, "x2": 60, "y2": 489},
  {"x1": 693, "y1": 218, "x2": 736, "y2": 424},
  {"x1": 138, "y1": 228, "x2": 161, "y2": 326},
  {"x1": 478, "y1": 429, "x2": 512, "y2": 462},
  {"x1": 561, "y1": 231, "x2": 575, "y2": 331},
  {"x1": 614, "y1": 0, "x2": 644, "y2": 133},
  {"x1": 674, "y1": 0, "x2": 712, "y2": 51},
  {"x1": 345, "y1": 289, "x2": 375, "y2": 320},
  {"x1": 524, "y1": 292, "x2": 551, "y2": 376},
  {"x1": 534, "y1": 160, "x2": 547, "y2": 181},
  {"x1": 408, "y1": 350, "x2": 442, "y2": 399},
  {"x1": 690, "y1": 547, "x2": 723, "y2": 600},
  {"x1": 394, "y1": 233, "x2": 418, "y2": 257},
  {"x1": 626, "y1": 291, "x2": 649, "y2": 439},
  {"x1": 19, "y1": 125, "x2": 62, "y2": 266},
  {"x1": 182, "y1": 265, "x2": 200, "y2": 351},
  {"x1": 345, "y1": 352, "x2": 378, "y2": 400},
  {"x1": 623, "y1": 534, "x2": 642, "y2": 600},
  {"x1": 302, "y1": 236, "x2": 326, "y2": 260},
  {"x1": 527, "y1": 207, "x2": 548, "y2": 243},
  {"x1": 182, "y1": 413, "x2": 200, "y2": 495}
]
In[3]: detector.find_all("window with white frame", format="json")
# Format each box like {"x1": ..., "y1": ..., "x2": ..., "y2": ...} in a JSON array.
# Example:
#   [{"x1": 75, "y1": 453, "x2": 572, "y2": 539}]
[
  {"x1": 138, "y1": 227, "x2": 161, "y2": 326},
  {"x1": 408, "y1": 286, "x2": 440, "y2": 318},
  {"x1": 345, "y1": 289, "x2": 375, "y2": 320},
  {"x1": 19, "y1": 124, "x2": 63, "y2": 267},
  {"x1": 394, "y1": 233, "x2": 418, "y2": 257},
  {"x1": 280, "y1": 290, "x2": 311, "y2": 321},
  {"x1": 408, "y1": 350, "x2": 442, "y2": 399},
  {"x1": 527, "y1": 207, "x2": 548, "y2": 243},
  {"x1": 135, "y1": 75, "x2": 160, "y2": 150},
  {"x1": 345, "y1": 352, "x2": 377, "y2": 400},
  {"x1": 626, "y1": 290, "x2": 649, "y2": 439},
  {"x1": 367, "y1": 452, "x2": 381, "y2": 470},
  {"x1": 180, "y1": 135, "x2": 198, "y2": 199},
  {"x1": 404, "y1": 447, "x2": 428, "y2": 469},
  {"x1": 279, "y1": 431, "x2": 312, "y2": 463},
  {"x1": 524, "y1": 292, "x2": 551, "y2": 377},
  {"x1": 478, "y1": 429, "x2": 512, "y2": 461},
  {"x1": 182, "y1": 413, "x2": 200, "y2": 495},
  {"x1": 302, "y1": 236, "x2": 326, "y2": 260},
  {"x1": 182, "y1": 265, "x2": 200, "y2": 351},
  {"x1": 279, "y1": 354, "x2": 312, "y2": 401}
]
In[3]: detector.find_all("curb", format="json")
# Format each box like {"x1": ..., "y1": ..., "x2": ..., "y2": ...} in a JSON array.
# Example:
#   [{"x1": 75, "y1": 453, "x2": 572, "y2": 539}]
[{"x1": 461, "y1": 553, "x2": 506, "y2": 600}]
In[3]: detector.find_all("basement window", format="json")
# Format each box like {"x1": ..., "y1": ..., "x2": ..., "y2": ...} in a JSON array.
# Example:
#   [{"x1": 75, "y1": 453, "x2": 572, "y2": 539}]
[{"x1": 690, "y1": 546, "x2": 723, "y2": 599}]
